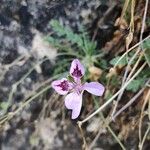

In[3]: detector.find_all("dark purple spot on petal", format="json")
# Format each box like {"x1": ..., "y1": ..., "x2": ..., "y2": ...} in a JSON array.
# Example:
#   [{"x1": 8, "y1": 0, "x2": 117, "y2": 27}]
[
  {"x1": 56, "y1": 80, "x2": 69, "y2": 91},
  {"x1": 72, "y1": 65, "x2": 82, "y2": 78}
]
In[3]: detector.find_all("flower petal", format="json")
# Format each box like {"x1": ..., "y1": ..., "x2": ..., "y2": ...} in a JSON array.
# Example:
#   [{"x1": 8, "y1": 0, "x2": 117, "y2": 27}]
[
  {"x1": 70, "y1": 59, "x2": 85, "y2": 79},
  {"x1": 51, "y1": 78, "x2": 70, "y2": 95},
  {"x1": 83, "y1": 82, "x2": 105, "y2": 96},
  {"x1": 65, "y1": 92, "x2": 82, "y2": 119}
]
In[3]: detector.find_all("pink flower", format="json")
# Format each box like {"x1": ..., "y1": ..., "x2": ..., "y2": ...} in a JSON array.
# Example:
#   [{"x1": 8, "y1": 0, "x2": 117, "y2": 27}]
[{"x1": 52, "y1": 59, "x2": 105, "y2": 119}]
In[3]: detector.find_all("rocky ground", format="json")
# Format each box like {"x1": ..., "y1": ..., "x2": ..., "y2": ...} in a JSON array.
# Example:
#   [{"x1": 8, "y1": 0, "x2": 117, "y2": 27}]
[{"x1": 0, "y1": 0, "x2": 149, "y2": 150}]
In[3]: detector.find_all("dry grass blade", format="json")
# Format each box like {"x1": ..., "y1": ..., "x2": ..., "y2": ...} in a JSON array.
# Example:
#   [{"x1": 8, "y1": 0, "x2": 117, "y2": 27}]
[
  {"x1": 0, "y1": 72, "x2": 65, "y2": 125},
  {"x1": 111, "y1": 0, "x2": 149, "y2": 118},
  {"x1": 78, "y1": 62, "x2": 147, "y2": 125},
  {"x1": 77, "y1": 122, "x2": 88, "y2": 150},
  {"x1": 114, "y1": 35, "x2": 150, "y2": 67},
  {"x1": 112, "y1": 81, "x2": 149, "y2": 120},
  {"x1": 89, "y1": 112, "x2": 126, "y2": 150},
  {"x1": 140, "y1": 0, "x2": 149, "y2": 42},
  {"x1": 139, "y1": 88, "x2": 150, "y2": 147},
  {"x1": 120, "y1": 0, "x2": 130, "y2": 21},
  {"x1": 111, "y1": 51, "x2": 143, "y2": 118},
  {"x1": 139, "y1": 124, "x2": 150, "y2": 150},
  {"x1": 126, "y1": 0, "x2": 135, "y2": 50}
]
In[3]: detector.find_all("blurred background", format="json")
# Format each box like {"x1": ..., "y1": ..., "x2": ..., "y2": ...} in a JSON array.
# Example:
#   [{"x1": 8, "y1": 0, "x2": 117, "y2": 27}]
[{"x1": 0, "y1": 0, "x2": 150, "y2": 150}]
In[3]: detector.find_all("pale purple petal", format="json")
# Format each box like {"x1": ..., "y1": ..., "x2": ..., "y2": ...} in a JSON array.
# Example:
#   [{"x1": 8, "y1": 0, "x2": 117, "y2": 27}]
[
  {"x1": 70, "y1": 59, "x2": 85, "y2": 79},
  {"x1": 83, "y1": 82, "x2": 105, "y2": 96},
  {"x1": 65, "y1": 92, "x2": 82, "y2": 119},
  {"x1": 51, "y1": 78, "x2": 70, "y2": 95}
]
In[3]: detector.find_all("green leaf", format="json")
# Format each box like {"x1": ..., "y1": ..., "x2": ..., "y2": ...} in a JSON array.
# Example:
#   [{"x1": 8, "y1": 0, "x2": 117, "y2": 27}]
[
  {"x1": 50, "y1": 20, "x2": 66, "y2": 36},
  {"x1": 67, "y1": 75, "x2": 74, "y2": 82},
  {"x1": 110, "y1": 56, "x2": 127, "y2": 66},
  {"x1": 49, "y1": 19, "x2": 97, "y2": 56},
  {"x1": 50, "y1": 20, "x2": 83, "y2": 46},
  {"x1": 126, "y1": 78, "x2": 146, "y2": 92},
  {"x1": 0, "y1": 102, "x2": 9, "y2": 110},
  {"x1": 144, "y1": 48, "x2": 150, "y2": 67},
  {"x1": 143, "y1": 39, "x2": 150, "y2": 67},
  {"x1": 143, "y1": 39, "x2": 150, "y2": 49},
  {"x1": 104, "y1": 91, "x2": 113, "y2": 101}
]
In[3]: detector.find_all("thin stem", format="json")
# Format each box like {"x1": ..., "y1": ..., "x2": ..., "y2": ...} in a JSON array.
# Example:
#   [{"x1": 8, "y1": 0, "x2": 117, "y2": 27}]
[
  {"x1": 111, "y1": 52, "x2": 143, "y2": 117},
  {"x1": 0, "y1": 73, "x2": 63, "y2": 124},
  {"x1": 148, "y1": 96, "x2": 150, "y2": 121},
  {"x1": 78, "y1": 62, "x2": 146, "y2": 124},
  {"x1": 112, "y1": 5, "x2": 148, "y2": 113},
  {"x1": 140, "y1": 0, "x2": 149, "y2": 42},
  {"x1": 89, "y1": 127, "x2": 102, "y2": 149},
  {"x1": 139, "y1": 88, "x2": 150, "y2": 144},
  {"x1": 139, "y1": 124, "x2": 150, "y2": 150},
  {"x1": 112, "y1": 84, "x2": 148, "y2": 120},
  {"x1": 77, "y1": 122, "x2": 88, "y2": 150},
  {"x1": 114, "y1": 35, "x2": 150, "y2": 67},
  {"x1": 101, "y1": 113, "x2": 126, "y2": 150},
  {"x1": 5, "y1": 57, "x2": 49, "y2": 115},
  {"x1": 140, "y1": 0, "x2": 150, "y2": 68},
  {"x1": 89, "y1": 99, "x2": 126, "y2": 150},
  {"x1": 5, "y1": 53, "x2": 73, "y2": 115},
  {"x1": 106, "y1": 121, "x2": 126, "y2": 150},
  {"x1": 126, "y1": 53, "x2": 143, "y2": 82}
]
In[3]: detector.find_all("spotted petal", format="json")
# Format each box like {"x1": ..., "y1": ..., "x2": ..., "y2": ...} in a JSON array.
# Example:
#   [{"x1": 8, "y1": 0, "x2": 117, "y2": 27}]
[
  {"x1": 70, "y1": 59, "x2": 85, "y2": 79},
  {"x1": 65, "y1": 92, "x2": 82, "y2": 119},
  {"x1": 83, "y1": 82, "x2": 105, "y2": 96},
  {"x1": 51, "y1": 78, "x2": 70, "y2": 95}
]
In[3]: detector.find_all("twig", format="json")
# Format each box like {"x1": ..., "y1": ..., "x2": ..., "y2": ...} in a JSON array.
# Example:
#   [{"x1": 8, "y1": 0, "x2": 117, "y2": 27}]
[
  {"x1": 4, "y1": 57, "x2": 50, "y2": 115},
  {"x1": 130, "y1": 0, "x2": 135, "y2": 33},
  {"x1": 112, "y1": 0, "x2": 149, "y2": 116},
  {"x1": 78, "y1": 62, "x2": 146, "y2": 125},
  {"x1": 3, "y1": 52, "x2": 74, "y2": 115},
  {"x1": 138, "y1": 0, "x2": 150, "y2": 146},
  {"x1": 140, "y1": 0, "x2": 150, "y2": 68},
  {"x1": 126, "y1": 54, "x2": 143, "y2": 82},
  {"x1": 88, "y1": 125, "x2": 103, "y2": 150},
  {"x1": 139, "y1": 124, "x2": 150, "y2": 150},
  {"x1": 148, "y1": 95, "x2": 150, "y2": 120},
  {"x1": 140, "y1": 0, "x2": 149, "y2": 42},
  {"x1": 114, "y1": 35, "x2": 150, "y2": 67},
  {"x1": 111, "y1": 51, "x2": 143, "y2": 117},
  {"x1": 0, "y1": 73, "x2": 64, "y2": 125},
  {"x1": 92, "y1": 2, "x2": 117, "y2": 41},
  {"x1": 0, "y1": 55, "x2": 28, "y2": 82},
  {"x1": 106, "y1": 121, "x2": 126, "y2": 150},
  {"x1": 139, "y1": 88, "x2": 150, "y2": 145},
  {"x1": 88, "y1": 99, "x2": 126, "y2": 150},
  {"x1": 112, "y1": 84, "x2": 147, "y2": 120},
  {"x1": 0, "y1": 85, "x2": 51, "y2": 124},
  {"x1": 120, "y1": 0, "x2": 130, "y2": 21},
  {"x1": 89, "y1": 112, "x2": 126, "y2": 150},
  {"x1": 77, "y1": 122, "x2": 88, "y2": 150}
]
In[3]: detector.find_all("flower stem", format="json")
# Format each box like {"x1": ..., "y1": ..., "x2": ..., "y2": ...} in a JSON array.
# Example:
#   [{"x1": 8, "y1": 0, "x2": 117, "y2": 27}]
[{"x1": 78, "y1": 62, "x2": 146, "y2": 125}]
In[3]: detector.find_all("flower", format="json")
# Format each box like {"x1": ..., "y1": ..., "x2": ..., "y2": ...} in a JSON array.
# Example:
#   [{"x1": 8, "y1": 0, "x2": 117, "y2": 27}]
[{"x1": 51, "y1": 59, "x2": 105, "y2": 119}]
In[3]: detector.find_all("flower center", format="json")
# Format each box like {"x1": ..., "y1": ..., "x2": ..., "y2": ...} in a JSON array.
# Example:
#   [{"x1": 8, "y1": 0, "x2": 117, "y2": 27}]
[{"x1": 72, "y1": 82, "x2": 83, "y2": 95}]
